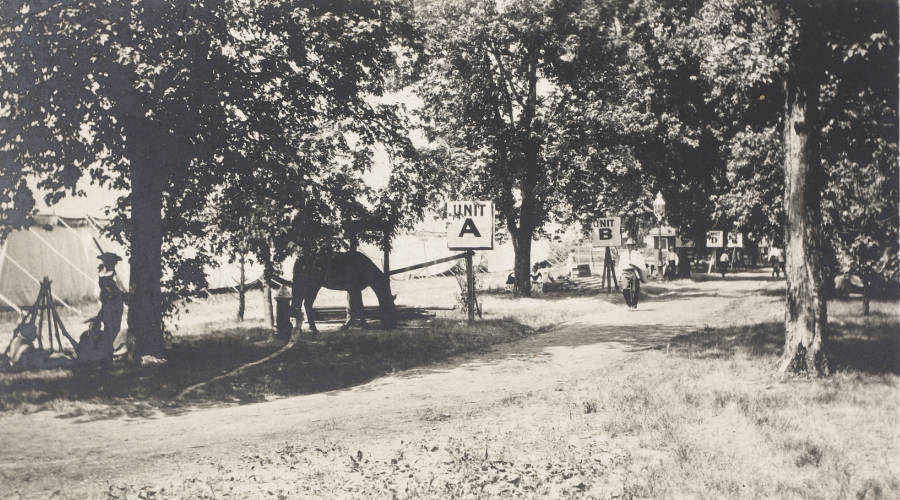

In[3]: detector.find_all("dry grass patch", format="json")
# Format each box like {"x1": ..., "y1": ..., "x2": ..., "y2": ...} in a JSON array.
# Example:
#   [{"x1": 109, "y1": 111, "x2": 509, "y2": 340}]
[{"x1": 99, "y1": 309, "x2": 899, "y2": 500}]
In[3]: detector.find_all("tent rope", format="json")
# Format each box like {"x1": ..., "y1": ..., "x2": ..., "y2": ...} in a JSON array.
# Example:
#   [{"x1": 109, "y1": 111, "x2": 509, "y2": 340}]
[
  {"x1": 27, "y1": 227, "x2": 96, "y2": 284},
  {"x1": 0, "y1": 239, "x2": 23, "y2": 316},
  {"x1": 2, "y1": 253, "x2": 82, "y2": 315}
]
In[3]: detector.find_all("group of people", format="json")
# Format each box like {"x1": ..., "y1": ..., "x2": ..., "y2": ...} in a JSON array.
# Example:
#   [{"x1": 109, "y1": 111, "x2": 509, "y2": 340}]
[{"x1": 2, "y1": 252, "x2": 125, "y2": 371}]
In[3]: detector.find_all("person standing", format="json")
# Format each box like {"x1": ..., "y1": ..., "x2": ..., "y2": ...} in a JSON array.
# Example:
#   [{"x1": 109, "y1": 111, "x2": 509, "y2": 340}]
[
  {"x1": 78, "y1": 252, "x2": 125, "y2": 363},
  {"x1": 768, "y1": 247, "x2": 781, "y2": 277},
  {"x1": 665, "y1": 247, "x2": 679, "y2": 280},
  {"x1": 719, "y1": 251, "x2": 730, "y2": 278},
  {"x1": 617, "y1": 238, "x2": 647, "y2": 310}
]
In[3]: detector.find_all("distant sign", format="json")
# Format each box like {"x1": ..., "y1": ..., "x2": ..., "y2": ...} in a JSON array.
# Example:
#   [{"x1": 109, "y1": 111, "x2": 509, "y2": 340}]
[
  {"x1": 446, "y1": 200, "x2": 494, "y2": 250},
  {"x1": 727, "y1": 232, "x2": 744, "y2": 248},
  {"x1": 677, "y1": 236, "x2": 695, "y2": 248},
  {"x1": 591, "y1": 216, "x2": 621, "y2": 247},
  {"x1": 706, "y1": 230, "x2": 724, "y2": 248}
]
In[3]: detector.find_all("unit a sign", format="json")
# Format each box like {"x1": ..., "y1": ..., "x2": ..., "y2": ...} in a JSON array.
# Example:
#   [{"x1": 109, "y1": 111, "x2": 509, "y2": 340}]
[{"x1": 446, "y1": 200, "x2": 494, "y2": 250}]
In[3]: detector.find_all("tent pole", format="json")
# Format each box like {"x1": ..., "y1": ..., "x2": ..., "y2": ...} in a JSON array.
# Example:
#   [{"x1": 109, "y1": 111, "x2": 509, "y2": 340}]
[
  {"x1": 2, "y1": 254, "x2": 82, "y2": 315},
  {"x1": 38, "y1": 291, "x2": 48, "y2": 350},
  {"x1": 85, "y1": 215, "x2": 104, "y2": 235}
]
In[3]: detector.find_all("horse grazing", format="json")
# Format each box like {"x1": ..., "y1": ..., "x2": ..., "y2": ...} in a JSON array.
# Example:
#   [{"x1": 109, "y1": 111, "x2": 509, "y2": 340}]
[{"x1": 292, "y1": 250, "x2": 397, "y2": 334}]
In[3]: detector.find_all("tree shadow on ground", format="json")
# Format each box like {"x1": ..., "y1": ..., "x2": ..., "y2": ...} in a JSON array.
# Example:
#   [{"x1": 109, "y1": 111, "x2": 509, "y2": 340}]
[
  {"x1": 691, "y1": 273, "x2": 785, "y2": 283},
  {"x1": 2, "y1": 297, "x2": 893, "y2": 420},
  {"x1": 0, "y1": 317, "x2": 532, "y2": 419},
  {"x1": 665, "y1": 319, "x2": 899, "y2": 375},
  {"x1": 491, "y1": 282, "x2": 732, "y2": 303}
]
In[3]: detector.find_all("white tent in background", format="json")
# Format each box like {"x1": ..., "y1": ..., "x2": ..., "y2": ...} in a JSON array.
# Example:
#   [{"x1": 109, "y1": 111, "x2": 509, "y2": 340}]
[
  {"x1": 203, "y1": 255, "x2": 265, "y2": 293},
  {"x1": 0, "y1": 213, "x2": 262, "y2": 316},
  {"x1": 0, "y1": 214, "x2": 127, "y2": 315}
]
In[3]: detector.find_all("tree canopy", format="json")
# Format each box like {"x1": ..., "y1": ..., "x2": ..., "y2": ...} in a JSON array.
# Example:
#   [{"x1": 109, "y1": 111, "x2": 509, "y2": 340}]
[{"x1": 0, "y1": 0, "x2": 425, "y2": 357}]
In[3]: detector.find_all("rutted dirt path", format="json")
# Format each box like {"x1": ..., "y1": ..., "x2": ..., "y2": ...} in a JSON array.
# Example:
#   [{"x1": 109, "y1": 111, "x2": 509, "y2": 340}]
[{"x1": 0, "y1": 273, "x2": 783, "y2": 498}]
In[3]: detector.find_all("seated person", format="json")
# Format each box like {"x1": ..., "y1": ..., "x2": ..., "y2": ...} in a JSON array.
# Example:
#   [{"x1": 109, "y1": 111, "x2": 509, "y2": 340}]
[{"x1": 5, "y1": 323, "x2": 73, "y2": 371}]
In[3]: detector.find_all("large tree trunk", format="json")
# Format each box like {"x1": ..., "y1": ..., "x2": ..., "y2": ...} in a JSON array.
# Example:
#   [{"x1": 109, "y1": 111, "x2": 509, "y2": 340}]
[
  {"x1": 778, "y1": 73, "x2": 829, "y2": 376},
  {"x1": 125, "y1": 163, "x2": 167, "y2": 360},
  {"x1": 513, "y1": 227, "x2": 533, "y2": 296},
  {"x1": 512, "y1": 57, "x2": 541, "y2": 297},
  {"x1": 513, "y1": 147, "x2": 538, "y2": 297}
]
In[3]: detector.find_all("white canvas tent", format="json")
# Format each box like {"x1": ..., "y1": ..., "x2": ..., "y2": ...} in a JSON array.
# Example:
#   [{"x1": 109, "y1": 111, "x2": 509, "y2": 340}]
[
  {"x1": 0, "y1": 214, "x2": 127, "y2": 315},
  {"x1": 0, "y1": 214, "x2": 270, "y2": 315}
]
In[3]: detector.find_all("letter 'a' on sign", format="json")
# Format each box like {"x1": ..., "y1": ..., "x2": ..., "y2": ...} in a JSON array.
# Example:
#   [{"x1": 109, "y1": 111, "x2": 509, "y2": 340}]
[
  {"x1": 447, "y1": 200, "x2": 494, "y2": 250},
  {"x1": 458, "y1": 218, "x2": 481, "y2": 238},
  {"x1": 591, "y1": 216, "x2": 622, "y2": 247},
  {"x1": 706, "y1": 230, "x2": 724, "y2": 248}
]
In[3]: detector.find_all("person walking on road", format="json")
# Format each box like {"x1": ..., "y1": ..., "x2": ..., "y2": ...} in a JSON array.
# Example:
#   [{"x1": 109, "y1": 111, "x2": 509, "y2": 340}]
[
  {"x1": 617, "y1": 238, "x2": 647, "y2": 310},
  {"x1": 768, "y1": 247, "x2": 785, "y2": 278},
  {"x1": 719, "y1": 251, "x2": 730, "y2": 278}
]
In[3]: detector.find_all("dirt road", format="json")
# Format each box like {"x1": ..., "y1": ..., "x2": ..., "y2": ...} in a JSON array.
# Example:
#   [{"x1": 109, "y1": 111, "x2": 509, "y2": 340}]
[{"x1": 0, "y1": 272, "x2": 783, "y2": 498}]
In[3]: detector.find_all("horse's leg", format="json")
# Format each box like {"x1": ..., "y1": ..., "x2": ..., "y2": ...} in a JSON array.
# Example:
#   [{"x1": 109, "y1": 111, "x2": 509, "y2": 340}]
[
  {"x1": 304, "y1": 287, "x2": 320, "y2": 335},
  {"x1": 291, "y1": 293, "x2": 304, "y2": 336},
  {"x1": 342, "y1": 289, "x2": 365, "y2": 330}
]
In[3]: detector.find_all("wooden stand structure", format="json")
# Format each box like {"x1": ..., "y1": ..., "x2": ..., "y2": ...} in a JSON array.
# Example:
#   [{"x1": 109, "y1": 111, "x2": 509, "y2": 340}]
[
  {"x1": 464, "y1": 250, "x2": 475, "y2": 322},
  {"x1": 13, "y1": 278, "x2": 77, "y2": 353},
  {"x1": 600, "y1": 247, "x2": 619, "y2": 293},
  {"x1": 387, "y1": 250, "x2": 479, "y2": 323}
]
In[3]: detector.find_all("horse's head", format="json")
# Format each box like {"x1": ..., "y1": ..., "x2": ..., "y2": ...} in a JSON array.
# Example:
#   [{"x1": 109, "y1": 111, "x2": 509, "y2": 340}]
[{"x1": 380, "y1": 293, "x2": 398, "y2": 328}]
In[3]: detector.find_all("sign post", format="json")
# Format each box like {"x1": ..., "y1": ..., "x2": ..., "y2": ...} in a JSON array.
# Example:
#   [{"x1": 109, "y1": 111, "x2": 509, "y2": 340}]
[
  {"x1": 706, "y1": 230, "x2": 724, "y2": 273},
  {"x1": 447, "y1": 201, "x2": 494, "y2": 321},
  {"x1": 465, "y1": 250, "x2": 475, "y2": 322},
  {"x1": 591, "y1": 217, "x2": 621, "y2": 292},
  {"x1": 727, "y1": 232, "x2": 744, "y2": 270}
]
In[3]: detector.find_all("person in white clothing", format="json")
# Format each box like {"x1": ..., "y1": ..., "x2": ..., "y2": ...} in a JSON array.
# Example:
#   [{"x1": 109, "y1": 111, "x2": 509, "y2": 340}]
[
  {"x1": 617, "y1": 238, "x2": 647, "y2": 310},
  {"x1": 664, "y1": 248, "x2": 679, "y2": 280},
  {"x1": 768, "y1": 247, "x2": 785, "y2": 278}
]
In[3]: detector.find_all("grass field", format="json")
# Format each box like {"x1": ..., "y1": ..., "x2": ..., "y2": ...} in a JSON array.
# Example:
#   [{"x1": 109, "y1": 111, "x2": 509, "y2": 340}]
[{"x1": 0, "y1": 271, "x2": 898, "y2": 499}]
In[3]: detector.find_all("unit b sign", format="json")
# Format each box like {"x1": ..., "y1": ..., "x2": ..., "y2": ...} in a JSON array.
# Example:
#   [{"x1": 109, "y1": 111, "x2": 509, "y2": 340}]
[
  {"x1": 591, "y1": 216, "x2": 621, "y2": 247},
  {"x1": 446, "y1": 200, "x2": 494, "y2": 250}
]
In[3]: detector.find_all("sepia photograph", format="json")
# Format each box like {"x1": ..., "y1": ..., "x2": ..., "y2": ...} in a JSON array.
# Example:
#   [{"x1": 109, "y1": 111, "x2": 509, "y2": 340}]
[{"x1": 0, "y1": 0, "x2": 897, "y2": 498}]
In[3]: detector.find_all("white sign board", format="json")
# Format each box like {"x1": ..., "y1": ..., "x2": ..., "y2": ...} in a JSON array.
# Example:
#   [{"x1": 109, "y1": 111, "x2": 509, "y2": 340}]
[
  {"x1": 591, "y1": 216, "x2": 621, "y2": 247},
  {"x1": 727, "y1": 232, "x2": 744, "y2": 248},
  {"x1": 446, "y1": 200, "x2": 494, "y2": 250},
  {"x1": 706, "y1": 230, "x2": 724, "y2": 248}
]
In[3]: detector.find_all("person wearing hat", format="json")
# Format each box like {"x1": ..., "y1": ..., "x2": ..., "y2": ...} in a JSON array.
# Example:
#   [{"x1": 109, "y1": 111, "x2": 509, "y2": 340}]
[
  {"x1": 86, "y1": 251, "x2": 124, "y2": 362},
  {"x1": 617, "y1": 237, "x2": 647, "y2": 310}
]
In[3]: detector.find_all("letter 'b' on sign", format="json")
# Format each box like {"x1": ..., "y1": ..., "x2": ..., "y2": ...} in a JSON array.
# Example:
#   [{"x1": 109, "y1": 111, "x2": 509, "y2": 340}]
[
  {"x1": 447, "y1": 201, "x2": 494, "y2": 250},
  {"x1": 591, "y1": 217, "x2": 621, "y2": 247}
]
